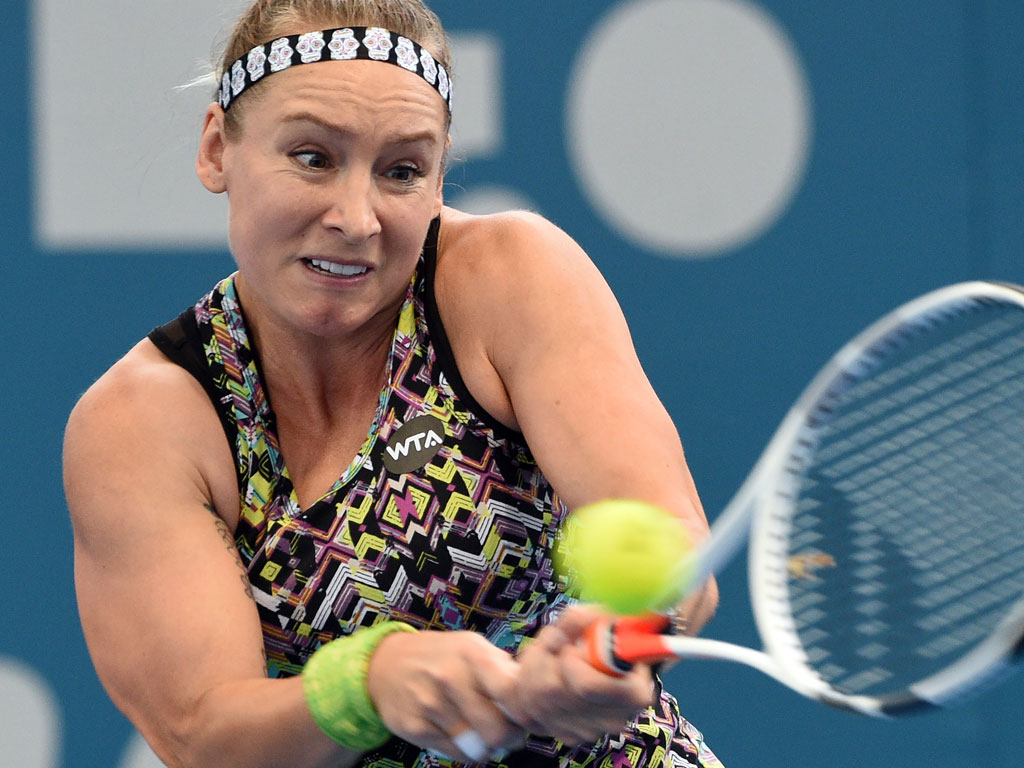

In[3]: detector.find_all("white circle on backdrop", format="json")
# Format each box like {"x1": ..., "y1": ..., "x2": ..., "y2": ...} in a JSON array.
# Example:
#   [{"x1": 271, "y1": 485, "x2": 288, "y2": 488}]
[
  {"x1": 567, "y1": 0, "x2": 812, "y2": 257},
  {"x1": 120, "y1": 731, "x2": 167, "y2": 768},
  {"x1": 0, "y1": 658, "x2": 61, "y2": 767}
]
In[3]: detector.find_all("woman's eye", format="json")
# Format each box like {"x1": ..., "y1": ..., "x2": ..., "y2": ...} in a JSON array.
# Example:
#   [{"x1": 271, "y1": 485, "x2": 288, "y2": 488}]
[
  {"x1": 388, "y1": 165, "x2": 423, "y2": 183},
  {"x1": 293, "y1": 151, "x2": 330, "y2": 169}
]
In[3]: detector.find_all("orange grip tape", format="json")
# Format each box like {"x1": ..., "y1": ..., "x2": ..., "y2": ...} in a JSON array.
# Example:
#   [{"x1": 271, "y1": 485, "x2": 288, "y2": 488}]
[
  {"x1": 612, "y1": 625, "x2": 675, "y2": 666},
  {"x1": 583, "y1": 614, "x2": 675, "y2": 676},
  {"x1": 616, "y1": 613, "x2": 671, "y2": 634}
]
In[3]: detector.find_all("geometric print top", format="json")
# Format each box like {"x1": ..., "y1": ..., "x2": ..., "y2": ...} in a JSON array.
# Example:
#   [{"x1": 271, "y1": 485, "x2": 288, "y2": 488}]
[{"x1": 148, "y1": 217, "x2": 723, "y2": 768}]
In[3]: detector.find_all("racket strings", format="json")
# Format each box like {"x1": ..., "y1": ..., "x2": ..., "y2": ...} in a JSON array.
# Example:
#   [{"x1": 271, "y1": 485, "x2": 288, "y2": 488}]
[
  {"x1": 772, "y1": 302, "x2": 1024, "y2": 699},
  {"x1": 816, "y1": 322, "x2": 1024, "y2": 467},
  {"x1": 829, "y1": 306, "x2": 1023, "y2": 405}
]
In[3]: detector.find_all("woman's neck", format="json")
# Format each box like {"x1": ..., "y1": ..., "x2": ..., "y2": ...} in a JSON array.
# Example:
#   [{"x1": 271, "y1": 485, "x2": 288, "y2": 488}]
[
  {"x1": 242, "y1": 296, "x2": 399, "y2": 508},
  {"x1": 254, "y1": 311, "x2": 394, "y2": 427}
]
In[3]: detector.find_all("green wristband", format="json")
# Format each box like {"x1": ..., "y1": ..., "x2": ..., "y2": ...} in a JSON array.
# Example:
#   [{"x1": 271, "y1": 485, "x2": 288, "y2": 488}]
[{"x1": 302, "y1": 620, "x2": 418, "y2": 751}]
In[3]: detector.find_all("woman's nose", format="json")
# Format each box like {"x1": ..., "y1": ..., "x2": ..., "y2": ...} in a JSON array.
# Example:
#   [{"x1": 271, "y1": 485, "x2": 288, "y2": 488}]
[{"x1": 320, "y1": 170, "x2": 382, "y2": 242}]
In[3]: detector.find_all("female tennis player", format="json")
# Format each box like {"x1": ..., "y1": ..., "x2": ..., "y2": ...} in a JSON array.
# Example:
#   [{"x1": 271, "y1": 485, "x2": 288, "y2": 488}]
[{"x1": 63, "y1": 1, "x2": 721, "y2": 766}]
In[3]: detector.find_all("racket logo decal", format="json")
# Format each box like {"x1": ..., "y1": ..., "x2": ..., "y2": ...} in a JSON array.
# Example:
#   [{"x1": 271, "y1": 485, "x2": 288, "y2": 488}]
[
  {"x1": 788, "y1": 552, "x2": 837, "y2": 580},
  {"x1": 382, "y1": 414, "x2": 446, "y2": 474}
]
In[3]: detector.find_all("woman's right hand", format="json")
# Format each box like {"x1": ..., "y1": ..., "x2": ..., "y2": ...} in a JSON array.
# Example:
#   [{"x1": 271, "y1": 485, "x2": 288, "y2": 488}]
[
  {"x1": 494, "y1": 605, "x2": 657, "y2": 748},
  {"x1": 367, "y1": 629, "x2": 526, "y2": 763}
]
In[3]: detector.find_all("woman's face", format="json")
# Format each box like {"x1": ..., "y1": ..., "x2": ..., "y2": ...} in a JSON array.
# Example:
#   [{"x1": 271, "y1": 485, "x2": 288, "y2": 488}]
[{"x1": 203, "y1": 59, "x2": 448, "y2": 341}]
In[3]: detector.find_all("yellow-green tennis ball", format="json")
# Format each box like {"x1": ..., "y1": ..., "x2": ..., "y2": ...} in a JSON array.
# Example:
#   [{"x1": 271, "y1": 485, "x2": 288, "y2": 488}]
[{"x1": 556, "y1": 500, "x2": 694, "y2": 616}]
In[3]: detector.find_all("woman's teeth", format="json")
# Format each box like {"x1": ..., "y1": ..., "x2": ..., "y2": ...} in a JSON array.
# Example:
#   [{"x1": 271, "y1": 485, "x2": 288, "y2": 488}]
[{"x1": 308, "y1": 259, "x2": 368, "y2": 276}]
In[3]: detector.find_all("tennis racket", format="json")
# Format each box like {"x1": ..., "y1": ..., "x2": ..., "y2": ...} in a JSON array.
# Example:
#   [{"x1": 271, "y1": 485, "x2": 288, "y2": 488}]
[{"x1": 584, "y1": 280, "x2": 1024, "y2": 716}]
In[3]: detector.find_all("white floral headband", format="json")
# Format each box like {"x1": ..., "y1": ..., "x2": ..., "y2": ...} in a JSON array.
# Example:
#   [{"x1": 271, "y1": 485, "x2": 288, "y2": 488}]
[{"x1": 218, "y1": 26, "x2": 453, "y2": 114}]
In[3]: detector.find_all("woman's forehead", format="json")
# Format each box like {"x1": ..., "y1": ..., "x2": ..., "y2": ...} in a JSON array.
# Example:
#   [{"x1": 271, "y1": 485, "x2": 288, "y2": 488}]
[{"x1": 255, "y1": 61, "x2": 449, "y2": 137}]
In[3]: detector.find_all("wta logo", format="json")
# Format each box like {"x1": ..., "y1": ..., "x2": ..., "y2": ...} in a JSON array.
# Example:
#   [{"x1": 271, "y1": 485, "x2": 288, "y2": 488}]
[{"x1": 382, "y1": 414, "x2": 446, "y2": 474}]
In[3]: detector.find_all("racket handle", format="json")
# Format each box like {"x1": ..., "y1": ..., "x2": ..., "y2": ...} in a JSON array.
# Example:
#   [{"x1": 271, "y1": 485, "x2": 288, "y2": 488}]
[{"x1": 583, "y1": 614, "x2": 674, "y2": 676}]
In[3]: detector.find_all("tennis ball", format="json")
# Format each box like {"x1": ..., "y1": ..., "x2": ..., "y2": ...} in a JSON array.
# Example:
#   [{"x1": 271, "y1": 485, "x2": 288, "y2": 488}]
[{"x1": 556, "y1": 499, "x2": 695, "y2": 616}]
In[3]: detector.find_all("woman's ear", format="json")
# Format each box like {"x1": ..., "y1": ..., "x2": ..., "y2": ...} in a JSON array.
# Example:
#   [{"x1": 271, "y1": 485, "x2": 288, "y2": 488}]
[{"x1": 196, "y1": 105, "x2": 229, "y2": 194}]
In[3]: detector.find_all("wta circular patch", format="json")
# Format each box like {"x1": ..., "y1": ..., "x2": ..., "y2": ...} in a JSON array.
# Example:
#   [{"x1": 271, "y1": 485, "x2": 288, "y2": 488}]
[{"x1": 382, "y1": 414, "x2": 446, "y2": 474}]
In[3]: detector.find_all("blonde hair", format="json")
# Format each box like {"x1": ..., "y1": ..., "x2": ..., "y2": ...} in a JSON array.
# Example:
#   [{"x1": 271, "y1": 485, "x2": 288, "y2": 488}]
[{"x1": 218, "y1": 0, "x2": 453, "y2": 135}]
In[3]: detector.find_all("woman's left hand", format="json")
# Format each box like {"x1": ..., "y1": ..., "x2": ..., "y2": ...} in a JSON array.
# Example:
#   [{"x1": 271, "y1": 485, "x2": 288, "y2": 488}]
[{"x1": 498, "y1": 604, "x2": 657, "y2": 746}]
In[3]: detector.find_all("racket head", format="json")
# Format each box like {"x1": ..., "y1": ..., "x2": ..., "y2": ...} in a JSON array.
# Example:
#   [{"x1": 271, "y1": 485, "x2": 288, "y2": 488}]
[{"x1": 747, "y1": 281, "x2": 1024, "y2": 715}]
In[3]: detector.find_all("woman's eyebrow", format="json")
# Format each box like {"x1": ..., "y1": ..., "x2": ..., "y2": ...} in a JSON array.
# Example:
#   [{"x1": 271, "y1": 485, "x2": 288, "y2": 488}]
[{"x1": 280, "y1": 111, "x2": 441, "y2": 146}]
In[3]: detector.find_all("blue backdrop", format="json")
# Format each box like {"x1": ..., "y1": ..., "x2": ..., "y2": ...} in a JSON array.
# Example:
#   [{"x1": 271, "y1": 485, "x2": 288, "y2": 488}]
[{"x1": 3, "y1": 0, "x2": 1023, "y2": 765}]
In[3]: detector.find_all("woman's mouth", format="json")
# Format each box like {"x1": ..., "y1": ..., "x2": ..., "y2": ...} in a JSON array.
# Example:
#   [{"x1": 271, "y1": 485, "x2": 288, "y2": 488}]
[{"x1": 304, "y1": 258, "x2": 369, "y2": 277}]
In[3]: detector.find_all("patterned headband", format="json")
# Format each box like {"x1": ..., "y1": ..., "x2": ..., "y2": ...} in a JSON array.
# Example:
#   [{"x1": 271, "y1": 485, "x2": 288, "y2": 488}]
[{"x1": 218, "y1": 26, "x2": 453, "y2": 114}]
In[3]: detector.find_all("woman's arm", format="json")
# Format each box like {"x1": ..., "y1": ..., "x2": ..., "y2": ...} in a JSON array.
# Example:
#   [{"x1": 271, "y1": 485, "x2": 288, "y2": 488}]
[
  {"x1": 65, "y1": 344, "x2": 358, "y2": 768},
  {"x1": 438, "y1": 210, "x2": 717, "y2": 618},
  {"x1": 436, "y1": 210, "x2": 718, "y2": 739},
  {"x1": 65, "y1": 344, "x2": 521, "y2": 767}
]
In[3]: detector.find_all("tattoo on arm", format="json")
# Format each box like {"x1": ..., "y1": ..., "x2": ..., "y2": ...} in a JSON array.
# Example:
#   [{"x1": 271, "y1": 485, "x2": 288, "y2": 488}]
[
  {"x1": 205, "y1": 504, "x2": 255, "y2": 601},
  {"x1": 205, "y1": 504, "x2": 270, "y2": 675}
]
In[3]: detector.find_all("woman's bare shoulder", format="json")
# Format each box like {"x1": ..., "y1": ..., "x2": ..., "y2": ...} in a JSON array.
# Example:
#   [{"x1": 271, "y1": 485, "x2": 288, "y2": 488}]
[
  {"x1": 442, "y1": 206, "x2": 613, "y2": 302},
  {"x1": 440, "y1": 207, "x2": 584, "y2": 265},
  {"x1": 64, "y1": 338, "x2": 237, "y2": 527},
  {"x1": 68, "y1": 340, "x2": 207, "y2": 434}
]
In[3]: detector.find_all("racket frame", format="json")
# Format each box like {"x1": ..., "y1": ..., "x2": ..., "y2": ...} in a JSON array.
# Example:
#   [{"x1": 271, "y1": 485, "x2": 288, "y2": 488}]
[{"x1": 665, "y1": 281, "x2": 1024, "y2": 715}]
